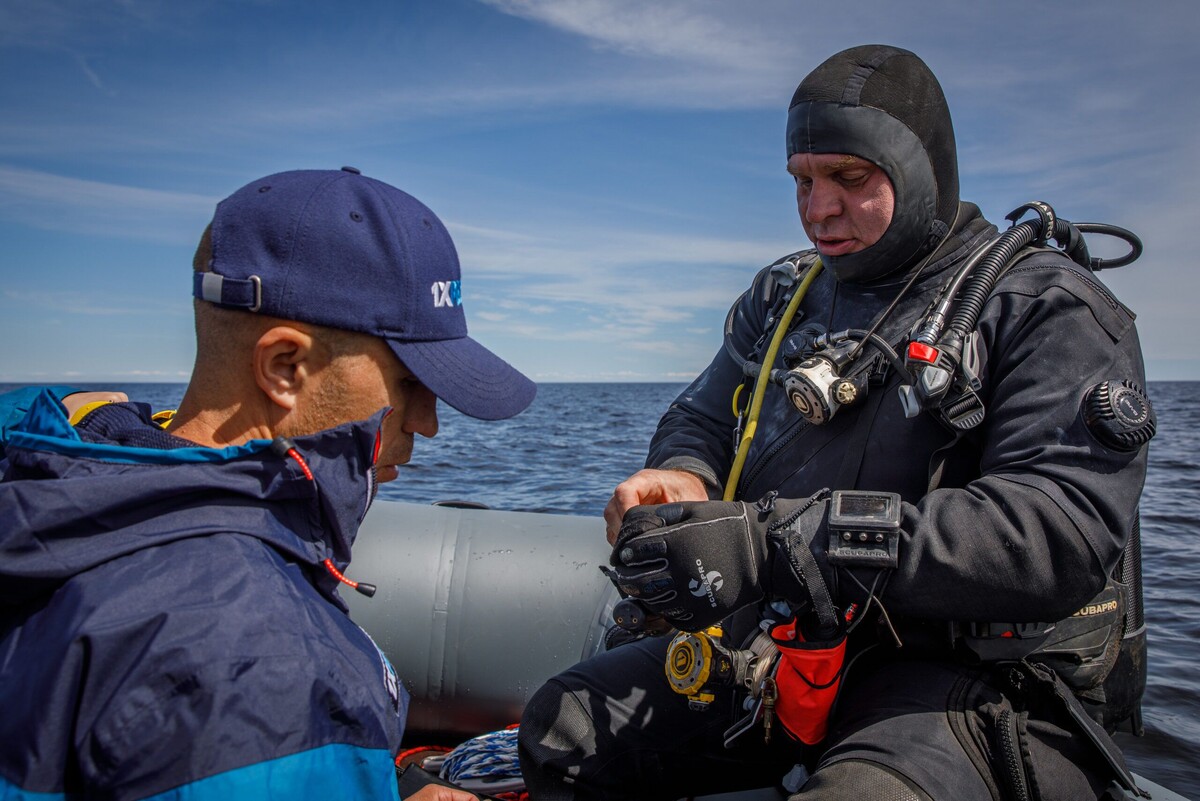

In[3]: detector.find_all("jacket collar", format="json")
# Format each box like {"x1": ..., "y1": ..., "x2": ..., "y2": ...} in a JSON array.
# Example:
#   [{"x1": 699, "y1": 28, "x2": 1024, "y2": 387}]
[{"x1": 0, "y1": 391, "x2": 388, "y2": 609}]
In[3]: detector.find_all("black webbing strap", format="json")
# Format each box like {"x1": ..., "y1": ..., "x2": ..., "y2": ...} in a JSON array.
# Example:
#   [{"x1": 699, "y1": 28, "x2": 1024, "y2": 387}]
[
  {"x1": 833, "y1": 362, "x2": 894, "y2": 491},
  {"x1": 1014, "y1": 662, "x2": 1149, "y2": 799},
  {"x1": 781, "y1": 509, "x2": 840, "y2": 637}
]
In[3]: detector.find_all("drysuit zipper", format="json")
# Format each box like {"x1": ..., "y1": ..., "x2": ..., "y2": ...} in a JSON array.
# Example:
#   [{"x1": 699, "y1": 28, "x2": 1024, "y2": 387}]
[
  {"x1": 995, "y1": 707, "x2": 1031, "y2": 801},
  {"x1": 739, "y1": 416, "x2": 808, "y2": 496}
]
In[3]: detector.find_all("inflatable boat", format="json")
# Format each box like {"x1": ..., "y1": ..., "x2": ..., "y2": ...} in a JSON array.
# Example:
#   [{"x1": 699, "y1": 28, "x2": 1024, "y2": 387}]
[{"x1": 346, "y1": 500, "x2": 1189, "y2": 801}]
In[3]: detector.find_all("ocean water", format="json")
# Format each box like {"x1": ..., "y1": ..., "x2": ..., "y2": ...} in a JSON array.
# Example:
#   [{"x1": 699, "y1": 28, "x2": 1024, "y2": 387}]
[{"x1": 2, "y1": 381, "x2": 1197, "y2": 795}]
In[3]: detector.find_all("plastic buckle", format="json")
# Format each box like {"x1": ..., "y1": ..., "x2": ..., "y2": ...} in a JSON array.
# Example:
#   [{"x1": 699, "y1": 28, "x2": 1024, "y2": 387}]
[
  {"x1": 958, "y1": 620, "x2": 1056, "y2": 662},
  {"x1": 939, "y1": 388, "x2": 985, "y2": 431}
]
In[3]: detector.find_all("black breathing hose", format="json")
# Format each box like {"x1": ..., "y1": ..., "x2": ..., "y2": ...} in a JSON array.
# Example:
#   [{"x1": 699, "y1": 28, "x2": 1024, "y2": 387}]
[
  {"x1": 1075, "y1": 222, "x2": 1143, "y2": 270},
  {"x1": 837, "y1": 329, "x2": 909, "y2": 376},
  {"x1": 944, "y1": 217, "x2": 1048, "y2": 341},
  {"x1": 945, "y1": 215, "x2": 1143, "y2": 345}
]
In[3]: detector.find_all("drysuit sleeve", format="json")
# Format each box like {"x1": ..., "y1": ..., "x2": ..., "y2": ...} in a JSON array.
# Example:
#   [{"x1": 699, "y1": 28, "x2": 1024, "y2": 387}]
[
  {"x1": 645, "y1": 268, "x2": 773, "y2": 495},
  {"x1": 880, "y1": 262, "x2": 1149, "y2": 623}
]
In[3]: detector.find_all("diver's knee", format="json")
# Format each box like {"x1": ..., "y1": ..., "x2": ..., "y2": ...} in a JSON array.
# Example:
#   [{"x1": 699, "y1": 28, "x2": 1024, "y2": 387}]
[
  {"x1": 796, "y1": 759, "x2": 932, "y2": 801},
  {"x1": 518, "y1": 679, "x2": 600, "y2": 800},
  {"x1": 519, "y1": 679, "x2": 594, "y2": 765}
]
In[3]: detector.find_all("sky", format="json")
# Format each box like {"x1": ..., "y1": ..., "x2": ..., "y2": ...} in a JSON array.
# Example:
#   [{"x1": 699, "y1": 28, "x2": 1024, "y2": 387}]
[{"x1": 1, "y1": 0, "x2": 1197, "y2": 383}]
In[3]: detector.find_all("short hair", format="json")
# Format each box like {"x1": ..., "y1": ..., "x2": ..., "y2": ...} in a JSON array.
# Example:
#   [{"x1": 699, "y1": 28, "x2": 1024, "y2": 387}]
[{"x1": 189, "y1": 225, "x2": 367, "y2": 377}]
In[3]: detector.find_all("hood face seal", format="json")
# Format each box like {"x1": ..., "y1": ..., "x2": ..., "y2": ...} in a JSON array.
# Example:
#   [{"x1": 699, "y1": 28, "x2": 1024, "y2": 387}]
[
  {"x1": 787, "y1": 101, "x2": 940, "y2": 284},
  {"x1": 786, "y1": 44, "x2": 959, "y2": 284}
]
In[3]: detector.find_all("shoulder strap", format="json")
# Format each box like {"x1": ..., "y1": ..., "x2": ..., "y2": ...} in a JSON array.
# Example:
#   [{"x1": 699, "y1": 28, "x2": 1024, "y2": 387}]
[{"x1": 833, "y1": 359, "x2": 893, "y2": 490}]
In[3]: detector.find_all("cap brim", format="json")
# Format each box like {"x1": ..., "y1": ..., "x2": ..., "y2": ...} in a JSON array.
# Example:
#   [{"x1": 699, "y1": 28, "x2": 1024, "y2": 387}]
[{"x1": 388, "y1": 337, "x2": 536, "y2": 421}]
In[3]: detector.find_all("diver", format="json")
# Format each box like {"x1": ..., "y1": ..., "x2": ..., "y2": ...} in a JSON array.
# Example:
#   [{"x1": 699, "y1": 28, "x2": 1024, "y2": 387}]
[{"x1": 518, "y1": 45, "x2": 1153, "y2": 800}]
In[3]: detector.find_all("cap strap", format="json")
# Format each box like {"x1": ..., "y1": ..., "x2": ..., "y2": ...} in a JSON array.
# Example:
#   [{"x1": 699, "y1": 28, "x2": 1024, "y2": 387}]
[{"x1": 193, "y1": 272, "x2": 262, "y2": 312}]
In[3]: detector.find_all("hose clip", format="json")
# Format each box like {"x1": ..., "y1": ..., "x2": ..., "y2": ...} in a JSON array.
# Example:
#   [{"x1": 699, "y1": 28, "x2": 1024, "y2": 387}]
[{"x1": 1005, "y1": 201, "x2": 1056, "y2": 248}]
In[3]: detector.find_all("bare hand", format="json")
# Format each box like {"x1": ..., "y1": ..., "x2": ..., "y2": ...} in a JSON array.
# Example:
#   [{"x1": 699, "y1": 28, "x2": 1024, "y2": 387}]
[
  {"x1": 406, "y1": 785, "x2": 478, "y2": 801},
  {"x1": 603, "y1": 468, "x2": 709, "y2": 544},
  {"x1": 62, "y1": 391, "x2": 129, "y2": 418}
]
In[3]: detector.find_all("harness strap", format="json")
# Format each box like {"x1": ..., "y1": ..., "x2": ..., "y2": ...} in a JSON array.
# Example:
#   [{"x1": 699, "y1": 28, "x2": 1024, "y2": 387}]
[{"x1": 833, "y1": 359, "x2": 894, "y2": 491}]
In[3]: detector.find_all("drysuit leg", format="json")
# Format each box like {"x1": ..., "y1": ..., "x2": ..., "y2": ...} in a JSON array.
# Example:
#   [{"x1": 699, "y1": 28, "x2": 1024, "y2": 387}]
[
  {"x1": 793, "y1": 759, "x2": 932, "y2": 801},
  {"x1": 800, "y1": 659, "x2": 1122, "y2": 801},
  {"x1": 518, "y1": 635, "x2": 801, "y2": 801}
]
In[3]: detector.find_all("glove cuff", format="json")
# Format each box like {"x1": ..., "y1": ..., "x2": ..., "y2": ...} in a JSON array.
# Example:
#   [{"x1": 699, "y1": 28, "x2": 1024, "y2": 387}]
[{"x1": 768, "y1": 499, "x2": 840, "y2": 638}]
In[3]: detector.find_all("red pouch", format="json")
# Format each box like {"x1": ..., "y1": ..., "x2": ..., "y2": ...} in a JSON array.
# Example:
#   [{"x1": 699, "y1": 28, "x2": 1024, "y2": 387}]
[{"x1": 769, "y1": 619, "x2": 847, "y2": 745}]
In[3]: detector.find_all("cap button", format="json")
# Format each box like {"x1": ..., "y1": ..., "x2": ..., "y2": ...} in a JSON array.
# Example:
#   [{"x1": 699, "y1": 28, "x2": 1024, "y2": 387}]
[{"x1": 341, "y1": 166, "x2": 361, "y2": 174}]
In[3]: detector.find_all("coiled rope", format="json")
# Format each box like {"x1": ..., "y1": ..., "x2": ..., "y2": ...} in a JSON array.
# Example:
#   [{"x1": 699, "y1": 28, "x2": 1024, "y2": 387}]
[{"x1": 438, "y1": 726, "x2": 526, "y2": 794}]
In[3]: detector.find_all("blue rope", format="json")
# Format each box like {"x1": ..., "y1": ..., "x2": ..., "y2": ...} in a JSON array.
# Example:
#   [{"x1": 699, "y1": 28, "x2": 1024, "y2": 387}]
[{"x1": 440, "y1": 727, "x2": 523, "y2": 788}]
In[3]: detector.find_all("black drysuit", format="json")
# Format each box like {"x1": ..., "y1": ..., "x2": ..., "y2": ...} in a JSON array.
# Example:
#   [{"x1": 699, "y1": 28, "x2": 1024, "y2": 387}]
[
  {"x1": 519, "y1": 208, "x2": 1148, "y2": 801},
  {"x1": 519, "y1": 44, "x2": 1150, "y2": 801}
]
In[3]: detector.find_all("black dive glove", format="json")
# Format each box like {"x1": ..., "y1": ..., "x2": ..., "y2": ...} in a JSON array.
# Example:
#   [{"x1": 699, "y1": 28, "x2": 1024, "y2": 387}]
[{"x1": 603, "y1": 489, "x2": 833, "y2": 632}]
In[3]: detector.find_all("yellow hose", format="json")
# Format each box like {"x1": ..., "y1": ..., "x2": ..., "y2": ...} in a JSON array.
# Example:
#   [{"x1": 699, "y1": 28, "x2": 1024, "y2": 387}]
[{"x1": 723, "y1": 258, "x2": 823, "y2": 501}]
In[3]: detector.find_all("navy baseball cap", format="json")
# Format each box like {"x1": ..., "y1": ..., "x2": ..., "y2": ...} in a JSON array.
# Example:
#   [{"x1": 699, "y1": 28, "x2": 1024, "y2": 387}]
[{"x1": 193, "y1": 167, "x2": 535, "y2": 420}]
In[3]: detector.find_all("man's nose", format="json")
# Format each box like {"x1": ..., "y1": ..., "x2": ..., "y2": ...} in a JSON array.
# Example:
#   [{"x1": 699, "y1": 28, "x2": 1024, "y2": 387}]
[
  {"x1": 803, "y1": 180, "x2": 841, "y2": 224},
  {"x1": 404, "y1": 385, "x2": 439, "y2": 438}
]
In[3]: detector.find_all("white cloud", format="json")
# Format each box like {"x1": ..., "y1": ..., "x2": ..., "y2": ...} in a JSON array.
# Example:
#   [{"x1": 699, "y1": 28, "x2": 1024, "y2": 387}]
[
  {"x1": 1, "y1": 0, "x2": 1194, "y2": 381},
  {"x1": 0, "y1": 166, "x2": 216, "y2": 242},
  {"x1": 480, "y1": 0, "x2": 774, "y2": 70},
  {"x1": 1, "y1": 289, "x2": 190, "y2": 317},
  {"x1": 455, "y1": 221, "x2": 790, "y2": 346}
]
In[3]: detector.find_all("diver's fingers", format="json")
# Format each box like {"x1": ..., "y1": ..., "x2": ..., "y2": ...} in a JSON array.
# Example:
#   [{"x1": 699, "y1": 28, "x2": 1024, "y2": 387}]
[
  {"x1": 604, "y1": 491, "x2": 630, "y2": 545},
  {"x1": 604, "y1": 469, "x2": 709, "y2": 545}
]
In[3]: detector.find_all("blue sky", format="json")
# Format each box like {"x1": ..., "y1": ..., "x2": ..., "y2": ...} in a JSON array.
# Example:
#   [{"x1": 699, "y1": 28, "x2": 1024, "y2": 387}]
[{"x1": 1, "y1": 0, "x2": 1196, "y2": 382}]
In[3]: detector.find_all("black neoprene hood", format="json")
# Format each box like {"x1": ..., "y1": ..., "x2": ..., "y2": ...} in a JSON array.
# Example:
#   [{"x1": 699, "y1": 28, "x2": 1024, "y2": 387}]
[{"x1": 787, "y1": 45, "x2": 960, "y2": 283}]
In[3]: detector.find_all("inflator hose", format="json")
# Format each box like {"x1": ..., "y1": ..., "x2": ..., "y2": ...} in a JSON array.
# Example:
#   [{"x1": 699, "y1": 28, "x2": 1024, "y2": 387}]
[{"x1": 724, "y1": 258, "x2": 824, "y2": 501}]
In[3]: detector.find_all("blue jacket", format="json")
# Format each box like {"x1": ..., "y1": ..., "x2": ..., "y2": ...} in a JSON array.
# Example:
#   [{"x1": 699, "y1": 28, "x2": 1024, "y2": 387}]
[{"x1": 0, "y1": 391, "x2": 407, "y2": 800}]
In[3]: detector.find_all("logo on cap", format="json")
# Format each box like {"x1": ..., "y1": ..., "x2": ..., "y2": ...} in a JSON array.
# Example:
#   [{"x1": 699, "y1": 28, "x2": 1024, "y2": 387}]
[{"x1": 431, "y1": 280, "x2": 462, "y2": 309}]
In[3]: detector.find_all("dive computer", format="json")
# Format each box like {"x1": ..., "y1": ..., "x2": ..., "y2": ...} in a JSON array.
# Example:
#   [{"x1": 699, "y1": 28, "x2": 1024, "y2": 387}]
[{"x1": 826, "y1": 490, "x2": 902, "y2": 568}]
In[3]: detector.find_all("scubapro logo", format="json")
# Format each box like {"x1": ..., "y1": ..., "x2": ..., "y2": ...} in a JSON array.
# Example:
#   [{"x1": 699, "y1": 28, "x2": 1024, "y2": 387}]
[
  {"x1": 688, "y1": 559, "x2": 723, "y2": 608},
  {"x1": 431, "y1": 280, "x2": 462, "y2": 308},
  {"x1": 1073, "y1": 599, "x2": 1119, "y2": 617}
]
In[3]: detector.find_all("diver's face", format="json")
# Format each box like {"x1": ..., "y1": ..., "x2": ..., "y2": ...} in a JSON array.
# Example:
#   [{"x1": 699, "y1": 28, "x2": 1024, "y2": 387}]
[{"x1": 788, "y1": 152, "x2": 895, "y2": 257}]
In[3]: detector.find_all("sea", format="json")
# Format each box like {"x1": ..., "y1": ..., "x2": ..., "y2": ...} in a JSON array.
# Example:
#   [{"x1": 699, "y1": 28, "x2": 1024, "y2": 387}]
[{"x1": 2, "y1": 380, "x2": 1197, "y2": 796}]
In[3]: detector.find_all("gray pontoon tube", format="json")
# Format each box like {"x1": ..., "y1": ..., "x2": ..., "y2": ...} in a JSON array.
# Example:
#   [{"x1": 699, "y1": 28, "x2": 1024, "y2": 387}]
[{"x1": 346, "y1": 501, "x2": 617, "y2": 740}]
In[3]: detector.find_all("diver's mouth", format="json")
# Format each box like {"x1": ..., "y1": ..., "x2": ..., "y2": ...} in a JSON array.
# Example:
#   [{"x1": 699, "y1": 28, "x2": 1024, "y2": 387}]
[{"x1": 816, "y1": 237, "x2": 859, "y2": 257}]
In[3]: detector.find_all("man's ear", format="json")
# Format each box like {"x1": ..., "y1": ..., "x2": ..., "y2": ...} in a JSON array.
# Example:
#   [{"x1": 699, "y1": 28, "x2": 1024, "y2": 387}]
[{"x1": 253, "y1": 326, "x2": 319, "y2": 412}]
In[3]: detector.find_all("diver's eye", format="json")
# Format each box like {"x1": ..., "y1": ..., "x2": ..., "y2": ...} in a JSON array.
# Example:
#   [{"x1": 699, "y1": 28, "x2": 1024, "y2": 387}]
[{"x1": 838, "y1": 171, "x2": 870, "y2": 187}]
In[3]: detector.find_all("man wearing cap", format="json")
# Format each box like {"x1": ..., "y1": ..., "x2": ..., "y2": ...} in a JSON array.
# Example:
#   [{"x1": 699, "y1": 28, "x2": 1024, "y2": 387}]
[
  {"x1": 0, "y1": 168, "x2": 533, "y2": 801},
  {"x1": 519, "y1": 46, "x2": 1150, "y2": 800}
]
